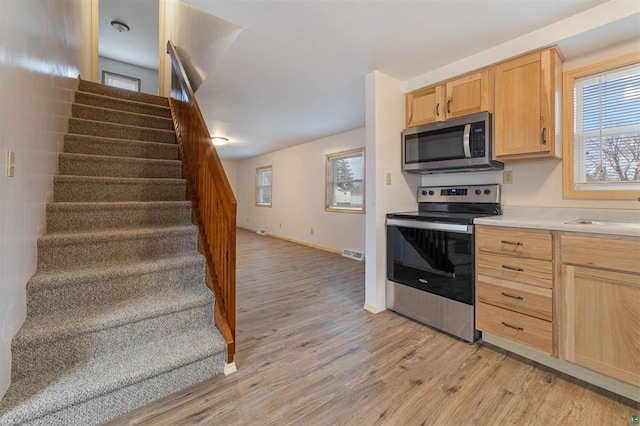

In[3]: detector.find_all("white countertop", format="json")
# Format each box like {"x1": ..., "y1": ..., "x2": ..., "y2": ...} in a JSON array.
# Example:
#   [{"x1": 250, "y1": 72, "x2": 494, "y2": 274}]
[{"x1": 474, "y1": 206, "x2": 640, "y2": 237}]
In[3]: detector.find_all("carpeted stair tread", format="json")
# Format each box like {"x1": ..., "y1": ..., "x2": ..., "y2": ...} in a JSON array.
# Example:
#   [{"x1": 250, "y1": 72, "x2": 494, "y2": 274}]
[
  {"x1": 53, "y1": 175, "x2": 187, "y2": 202},
  {"x1": 37, "y1": 225, "x2": 198, "y2": 271},
  {"x1": 63, "y1": 134, "x2": 179, "y2": 160},
  {"x1": 74, "y1": 91, "x2": 171, "y2": 118},
  {"x1": 72, "y1": 104, "x2": 174, "y2": 130},
  {"x1": 26, "y1": 254, "x2": 206, "y2": 317},
  {"x1": 13, "y1": 287, "x2": 212, "y2": 347},
  {"x1": 58, "y1": 152, "x2": 183, "y2": 179},
  {"x1": 46, "y1": 200, "x2": 192, "y2": 232},
  {"x1": 28, "y1": 252, "x2": 203, "y2": 291},
  {"x1": 0, "y1": 327, "x2": 225, "y2": 425},
  {"x1": 78, "y1": 79, "x2": 169, "y2": 106},
  {"x1": 69, "y1": 118, "x2": 176, "y2": 144},
  {"x1": 39, "y1": 224, "x2": 197, "y2": 245}
]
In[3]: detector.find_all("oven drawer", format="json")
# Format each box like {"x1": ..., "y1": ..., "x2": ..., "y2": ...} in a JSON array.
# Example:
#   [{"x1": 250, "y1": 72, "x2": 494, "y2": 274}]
[
  {"x1": 477, "y1": 302, "x2": 552, "y2": 354},
  {"x1": 476, "y1": 226, "x2": 552, "y2": 261},
  {"x1": 477, "y1": 252, "x2": 553, "y2": 289},
  {"x1": 477, "y1": 276, "x2": 552, "y2": 321}
]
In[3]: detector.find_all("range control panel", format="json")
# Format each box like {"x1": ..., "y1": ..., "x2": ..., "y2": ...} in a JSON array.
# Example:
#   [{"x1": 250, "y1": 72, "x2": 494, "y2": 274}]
[{"x1": 417, "y1": 184, "x2": 500, "y2": 204}]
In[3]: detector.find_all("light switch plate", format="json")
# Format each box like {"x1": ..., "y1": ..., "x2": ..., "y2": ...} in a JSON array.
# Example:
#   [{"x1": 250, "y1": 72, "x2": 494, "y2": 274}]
[
  {"x1": 6, "y1": 150, "x2": 15, "y2": 177},
  {"x1": 385, "y1": 172, "x2": 391, "y2": 185}
]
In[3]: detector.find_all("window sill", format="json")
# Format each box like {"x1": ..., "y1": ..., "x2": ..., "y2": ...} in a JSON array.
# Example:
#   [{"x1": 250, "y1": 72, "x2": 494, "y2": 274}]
[{"x1": 325, "y1": 207, "x2": 364, "y2": 214}]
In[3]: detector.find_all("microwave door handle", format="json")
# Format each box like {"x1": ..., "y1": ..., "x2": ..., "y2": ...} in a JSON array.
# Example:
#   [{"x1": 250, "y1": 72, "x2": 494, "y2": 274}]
[{"x1": 463, "y1": 124, "x2": 471, "y2": 158}]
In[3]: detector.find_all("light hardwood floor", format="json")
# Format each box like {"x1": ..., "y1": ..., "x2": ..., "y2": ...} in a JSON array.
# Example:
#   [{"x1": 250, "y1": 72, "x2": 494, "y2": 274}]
[{"x1": 109, "y1": 230, "x2": 639, "y2": 425}]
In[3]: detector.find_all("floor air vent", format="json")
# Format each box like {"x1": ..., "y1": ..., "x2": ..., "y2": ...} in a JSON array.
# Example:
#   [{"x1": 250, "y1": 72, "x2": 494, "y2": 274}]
[
  {"x1": 256, "y1": 229, "x2": 267, "y2": 236},
  {"x1": 342, "y1": 249, "x2": 364, "y2": 261}
]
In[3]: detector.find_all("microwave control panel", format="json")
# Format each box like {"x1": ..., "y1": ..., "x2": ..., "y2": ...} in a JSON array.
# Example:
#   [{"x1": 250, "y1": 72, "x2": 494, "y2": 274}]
[{"x1": 471, "y1": 123, "x2": 485, "y2": 157}]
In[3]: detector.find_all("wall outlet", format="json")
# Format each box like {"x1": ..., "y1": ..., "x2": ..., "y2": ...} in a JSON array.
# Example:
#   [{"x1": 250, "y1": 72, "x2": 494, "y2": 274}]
[
  {"x1": 279, "y1": 223, "x2": 282, "y2": 229},
  {"x1": 310, "y1": 228, "x2": 314, "y2": 235},
  {"x1": 503, "y1": 170, "x2": 513, "y2": 184},
  {"x1": 385, "y1": 172, "x2": 391, "y2": 185},
  {"x1": 6, "y1": 150, "x2": 15, "y2": 177}
]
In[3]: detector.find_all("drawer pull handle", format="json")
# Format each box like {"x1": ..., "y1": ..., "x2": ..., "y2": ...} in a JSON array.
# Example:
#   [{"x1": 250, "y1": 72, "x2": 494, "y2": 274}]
[
  {"x1": 502, "y1": 265, "x2": 524, "y2": 272},
  {"x1": 501, "y1": 292, "x2": 524, "y2": 300},
  {"x1": 500, "y1": 240, "x2": 523, "y2": 246},
  {"x1": 501, "y1": 321, "x2": 524, "y2": 331}
]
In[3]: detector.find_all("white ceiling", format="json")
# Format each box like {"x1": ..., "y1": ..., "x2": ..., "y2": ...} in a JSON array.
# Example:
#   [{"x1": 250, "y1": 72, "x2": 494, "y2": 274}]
[
  {"x1": 98, "y1": 0, "x2": 159, "y2": 70},
  {"x1": 100, "y1": 1, "x2": 639, "y2": 161}
]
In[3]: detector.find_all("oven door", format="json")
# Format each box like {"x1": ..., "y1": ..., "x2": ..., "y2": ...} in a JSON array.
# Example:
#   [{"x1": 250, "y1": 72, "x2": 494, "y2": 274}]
[{"x1": 386, "y1": 218, "x2": 474, "y2": 305}]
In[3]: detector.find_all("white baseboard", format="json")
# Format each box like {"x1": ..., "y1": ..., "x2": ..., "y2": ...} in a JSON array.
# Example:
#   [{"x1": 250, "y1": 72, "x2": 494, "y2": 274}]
[
  {"x1": 482, "y1": 332, "x2": 640, "y2": 403},
  {"x1": 363, "y1": 303, "x2": 384, "y2": 314},
  {"x1": 224, "y1": 362, "x2": 237, "y2": 375}
]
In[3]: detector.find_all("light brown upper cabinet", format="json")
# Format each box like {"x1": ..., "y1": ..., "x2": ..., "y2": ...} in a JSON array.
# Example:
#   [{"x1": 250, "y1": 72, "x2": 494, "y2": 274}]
[
  {"x1": 406, "y1": 70, "x2": 493, "y2": 127},
  {"x1": 494, "y1": 47, "x2": 563, "y2": 161}
]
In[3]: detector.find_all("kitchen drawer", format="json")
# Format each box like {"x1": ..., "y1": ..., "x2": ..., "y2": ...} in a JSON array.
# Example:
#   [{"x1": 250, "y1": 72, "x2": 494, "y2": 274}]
[
  {"x1": 477, "y1": 252, "x2": 553, "y2": 289},
  {"x1": 477, "y1": 302, "x2": 552, "y2": 354},
  {"x1": 477, "y1": 226, "x2": 552, "y2": 260},
  {"x1": 477, "y1": 275, "x2": 552, "y2": 321},
  {"x1": 561, "y1": 234, "x2": 640, "y2": 275}
]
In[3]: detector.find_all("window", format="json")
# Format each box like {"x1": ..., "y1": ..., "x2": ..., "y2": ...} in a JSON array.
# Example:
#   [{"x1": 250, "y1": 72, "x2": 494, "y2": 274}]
[
  {"x1": 255, "y1": 166, "x2": 272, "y2": 207},
  {"x1": 102, "y1": 71, "x2": 140, "y2": 92},
  {"x1": 563, "y1": 53, "x2": 640, "y2": 199},
  {"x1": 325, "y1": 148, "x2": 365, "y2": 212}
]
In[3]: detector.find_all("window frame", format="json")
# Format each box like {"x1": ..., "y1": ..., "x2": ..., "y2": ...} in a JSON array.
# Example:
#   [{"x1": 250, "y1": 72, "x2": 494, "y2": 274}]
[
  {"x1": 562, "y1": 52, "x2": 640, "y2": 200},
  {"x1": 325, "y1": 147, "x2": 365, "y2": 214},
  {"x1": 255, "y1": 165, "x2": 273, "y2": 207},
  {"x1": 102, "y1": 70, "x2": 141, "y2": 92}
]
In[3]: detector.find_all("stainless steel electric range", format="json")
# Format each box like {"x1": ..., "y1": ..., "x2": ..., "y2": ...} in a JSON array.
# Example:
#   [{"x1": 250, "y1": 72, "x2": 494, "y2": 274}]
[{"x1": 386, "y1": 184, "x2": 501, "y2": 342}]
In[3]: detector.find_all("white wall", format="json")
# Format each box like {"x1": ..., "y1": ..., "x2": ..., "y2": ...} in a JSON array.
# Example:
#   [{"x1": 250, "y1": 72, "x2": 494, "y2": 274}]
[
  {"x1": 236, "y1": 128, "x2": 366, "y2": 253},
  {"x1": 364, "y1": 72, "x2": 422, "y2": 313},
  {"x1": 221, "y1": 160, "x2": 238, "y2": 198},
  {"x1": 0, "y1": 0, "x2": 89, "y2": 399},
  {"x1": 98, "y1": 56, "x2": 159, "y2": 95},
  {"x1": 162, "y1": 0, "x2": 241, "y2": 96}
]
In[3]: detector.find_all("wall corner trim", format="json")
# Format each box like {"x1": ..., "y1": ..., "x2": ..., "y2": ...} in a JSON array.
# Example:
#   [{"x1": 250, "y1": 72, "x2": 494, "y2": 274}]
[{"x1": 363, "y1": 303, "x2": 384, "y2": 314}]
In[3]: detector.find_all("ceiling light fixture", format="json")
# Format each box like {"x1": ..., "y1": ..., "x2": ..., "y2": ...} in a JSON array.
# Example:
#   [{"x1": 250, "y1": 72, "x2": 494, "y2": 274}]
[
  {"x1": 211, "y1": 137, "x2": 228, "y2": 146},
  {"x1": 110, "y1": 20, "x2": 130, "y2": 32}
]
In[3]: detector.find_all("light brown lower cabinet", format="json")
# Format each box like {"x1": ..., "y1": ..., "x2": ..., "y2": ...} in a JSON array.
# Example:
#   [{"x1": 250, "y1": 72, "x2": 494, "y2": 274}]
[
  {"x1": 477, "y1": 302, "x2": 553, "y2": 354},
  {"x1": 477, "y1": 227, "x2": 640, "y2": 395},
  {"x1": 561, "y1": 234, "x2": 640, "y2": 387},
  {"x1": 475, "y1": 225, "x2": 555, "y2": 356}
]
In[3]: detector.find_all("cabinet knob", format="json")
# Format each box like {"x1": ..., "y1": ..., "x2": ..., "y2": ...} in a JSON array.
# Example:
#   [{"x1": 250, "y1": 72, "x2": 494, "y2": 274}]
[{"x1": 541, "y1": 127, "x2": 547, "y2": 144}]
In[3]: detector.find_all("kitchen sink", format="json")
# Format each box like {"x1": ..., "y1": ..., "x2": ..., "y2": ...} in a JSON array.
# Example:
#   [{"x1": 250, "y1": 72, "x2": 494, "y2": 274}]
[{"x1": 565, "y1": 219, "x2": 640, "y2": 229}]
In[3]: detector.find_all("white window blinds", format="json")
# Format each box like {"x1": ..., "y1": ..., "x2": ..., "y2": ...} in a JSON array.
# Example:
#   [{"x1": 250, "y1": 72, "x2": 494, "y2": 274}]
[{"x1": 573, "y1": 63, "x2": 640, "y2": 189}]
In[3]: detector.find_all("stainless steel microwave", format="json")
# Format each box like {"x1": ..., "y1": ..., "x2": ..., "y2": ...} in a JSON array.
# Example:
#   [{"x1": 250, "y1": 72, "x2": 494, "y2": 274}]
[{"x1": 402, "y1": 112, "x2": 503, "y2": 174}]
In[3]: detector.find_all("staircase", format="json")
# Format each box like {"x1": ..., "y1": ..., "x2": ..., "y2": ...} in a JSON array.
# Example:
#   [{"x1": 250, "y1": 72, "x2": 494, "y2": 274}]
[{"x1": 0, "y1": 80, "x2": 227, "y2": 425}]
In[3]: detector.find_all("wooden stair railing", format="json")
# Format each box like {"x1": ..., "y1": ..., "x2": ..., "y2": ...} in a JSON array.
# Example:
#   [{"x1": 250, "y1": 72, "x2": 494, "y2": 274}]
[{"x1": 166, "y1": 40, "x2": 237, "y2": 364}]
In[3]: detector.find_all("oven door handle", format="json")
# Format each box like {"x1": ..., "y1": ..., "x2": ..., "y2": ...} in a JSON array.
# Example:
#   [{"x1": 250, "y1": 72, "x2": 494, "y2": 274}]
[{"x1": 386, "y1": 218, "x2": 472, "y2": 234}]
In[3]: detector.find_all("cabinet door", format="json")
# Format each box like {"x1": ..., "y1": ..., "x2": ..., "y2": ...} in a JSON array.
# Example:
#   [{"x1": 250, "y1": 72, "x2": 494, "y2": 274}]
[
  {"x1": 406, "y1": 85, "x2": 444, "y2": 127},
  {"x1": 445, "y1": 70, "x2": 493, "y2": 119},
  {"x1": 494, "y1": 50, "x2": 555, "y2": 158},
  {"x1": 562, "y1": 265, "x2": 640, "y2": 386}
]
